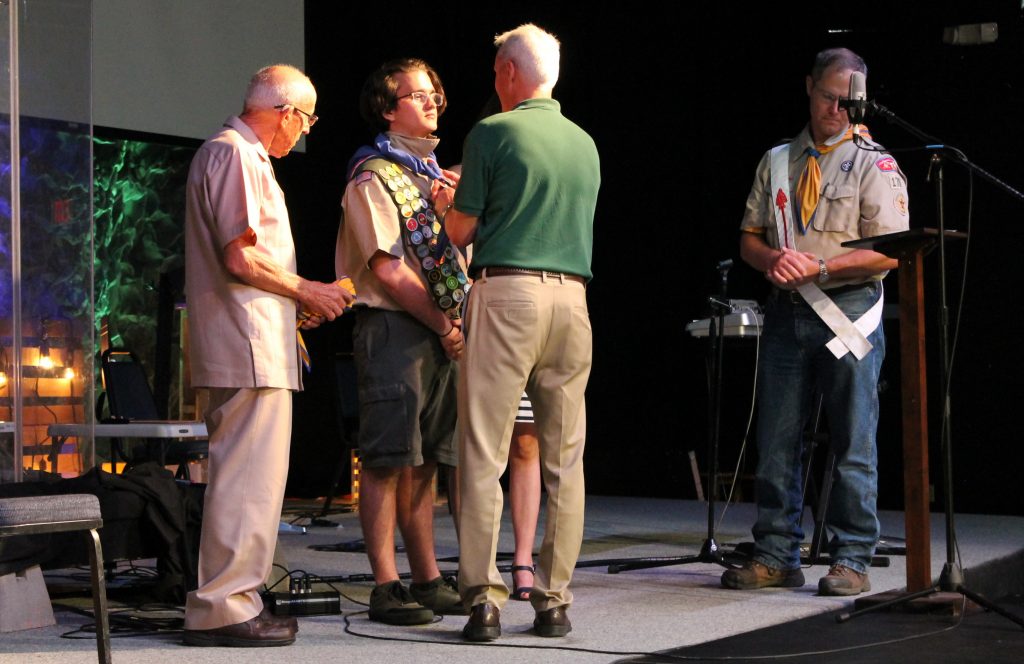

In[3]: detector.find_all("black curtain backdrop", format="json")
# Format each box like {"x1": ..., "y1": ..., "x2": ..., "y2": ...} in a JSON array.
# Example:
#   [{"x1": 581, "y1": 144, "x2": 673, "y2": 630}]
[{"x1": 283, "y1": 1, "x2": 1024, "y2": 517}]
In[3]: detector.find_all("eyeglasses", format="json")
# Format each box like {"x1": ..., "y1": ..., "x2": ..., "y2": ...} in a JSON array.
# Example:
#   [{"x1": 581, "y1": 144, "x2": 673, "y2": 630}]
[
  {"x1": 395, "y1": 91, "x2": 444, "y2": 107},
  {"x1": 274, "y1": 104, "x2": 319, "y2": 127},
  {"x1": 811, "y1": 86, "x2": 844, "y2": 106}
]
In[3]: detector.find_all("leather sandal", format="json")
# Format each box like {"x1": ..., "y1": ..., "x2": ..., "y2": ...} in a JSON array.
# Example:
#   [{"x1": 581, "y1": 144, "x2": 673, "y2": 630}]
[{"x1": 510, "y1": 564, "x2": 535, "y2": 601}]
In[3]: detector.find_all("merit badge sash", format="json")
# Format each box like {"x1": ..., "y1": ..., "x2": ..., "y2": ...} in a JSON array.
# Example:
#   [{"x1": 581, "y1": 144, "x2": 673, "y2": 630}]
[
  {"x1": 360, "y1": 157, "x2": 468, "y2": 320},
  {"x1": 768, "y1": 144, "x2": 883, "y2": 361}
]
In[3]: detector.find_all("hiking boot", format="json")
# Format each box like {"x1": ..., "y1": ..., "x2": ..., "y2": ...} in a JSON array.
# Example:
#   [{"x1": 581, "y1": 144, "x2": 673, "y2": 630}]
[
  {"x1": 368, "y1": 580, "x2": 434, "y2": 625},
  {"x1": 818, "y1": 564, "x2": 871, "y2": 596},
  {"x1": 721, "y1": 560, "x2": 805, "y2": 590},
  {"x1": 410, "y1": 575, "x2": 469, "y2": 615}
]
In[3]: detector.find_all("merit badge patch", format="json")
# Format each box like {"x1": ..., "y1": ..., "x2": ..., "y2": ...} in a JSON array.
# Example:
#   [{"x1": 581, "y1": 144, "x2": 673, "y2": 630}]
[
  {"x1": 893, "y1": 192, "x2": 908, "y2": 216},
  {"x1": 875, "y1": 156, "x2": 897, "y2": 172},
  {"x1": 840, "y1": 160, "x2": 854, "y2": 172}
]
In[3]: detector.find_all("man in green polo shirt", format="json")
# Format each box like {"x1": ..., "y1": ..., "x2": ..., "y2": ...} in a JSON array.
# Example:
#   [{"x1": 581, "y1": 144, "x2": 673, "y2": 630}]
[{"x1": 446, "y1": 22, "x2": 600, "y2": 642}]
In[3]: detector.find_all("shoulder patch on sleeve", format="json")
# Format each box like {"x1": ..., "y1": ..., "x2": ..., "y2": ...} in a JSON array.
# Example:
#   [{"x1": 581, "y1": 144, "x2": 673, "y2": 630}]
[
  {"x1": 893, "y1": 192, "x2": 908, "y2": 216},
  {"x1": 875, "y1": 156, "x2": 897, "y2": 172},
  {"x1": 354, "y1": 171, "x2": 374, "y2": 185}
]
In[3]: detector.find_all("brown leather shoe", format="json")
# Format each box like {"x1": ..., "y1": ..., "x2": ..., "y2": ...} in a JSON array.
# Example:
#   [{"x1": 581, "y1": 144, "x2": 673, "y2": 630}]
[
  {"x1": 721, "y1": 560, "x2": 805, "y2": 590},
  {"x1": 818, "y1": 564, "x2": 871, "y2": 596},
  {"x1": 259, "y1": 605, "x2": 299, "y2": 632},
  {"x1": 183, "y1": 613, "x2": 296, "y2": 647},
  {"x1": 534, "y1": 605, "x2": 572, "y2": 637},
  {"x1": 462, "y1": 603, "x2": 500, "y2": 642}
]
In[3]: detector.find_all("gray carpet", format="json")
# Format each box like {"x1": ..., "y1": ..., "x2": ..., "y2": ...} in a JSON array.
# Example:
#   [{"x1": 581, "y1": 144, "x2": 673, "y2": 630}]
[{"x1": 3, "y1": 495, "x2": 1023, "y2": 663}]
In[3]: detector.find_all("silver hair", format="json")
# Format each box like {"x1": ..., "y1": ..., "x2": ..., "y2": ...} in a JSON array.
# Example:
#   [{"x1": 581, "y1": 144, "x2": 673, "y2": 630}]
[
  {"x1": 494, "y1": 23, "x2": 560, "y2": 89},
  {"x1": 810, "y1": 48, "x2": 867, "y2": 83},
  {"x1": 243, "y1": 64, "x2": 315, "y2": 112}
]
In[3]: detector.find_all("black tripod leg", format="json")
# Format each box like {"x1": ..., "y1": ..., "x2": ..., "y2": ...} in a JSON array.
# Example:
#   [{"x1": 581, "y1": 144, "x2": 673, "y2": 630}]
[
  {"x1": 836, "y1": 586, "x2": 939, "y2": 623},
  {"x1": 806, "y1": 447, "x2": 836, "y2": 564},
  {"x1": 959, "y1": 586, "x2": 1024, "y2": 629},
  {"x1": 799, "y1": 394, "x2": 831, "y2": 566},
  {"x1": 318, "y1": 464, "x2": 344, "y2": 517}
]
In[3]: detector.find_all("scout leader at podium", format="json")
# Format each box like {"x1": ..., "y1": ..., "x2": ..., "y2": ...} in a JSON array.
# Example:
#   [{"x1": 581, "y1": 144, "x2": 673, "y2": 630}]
[
  {"x1": 721, "y1": 48, "x2": 909, "y2": 597},
  {"x1": 182, "y1": 64, "x2": 353, "y2": 647}
]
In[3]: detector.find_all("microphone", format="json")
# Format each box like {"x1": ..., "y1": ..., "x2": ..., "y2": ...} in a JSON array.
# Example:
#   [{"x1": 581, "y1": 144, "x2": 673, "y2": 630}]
[
  {"x1": 839, "y1": 70, "x2": 868, "y2": 126},
  {"x1": 716, "y1": 259, "x2": 732, "y2": 298}
]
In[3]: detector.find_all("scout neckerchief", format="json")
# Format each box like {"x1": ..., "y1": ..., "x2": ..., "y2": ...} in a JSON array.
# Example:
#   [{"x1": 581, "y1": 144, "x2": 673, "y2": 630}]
[
  {"x1": 348, "y1": 137, "x2": 467, "y2": 320},
  {"x1": 346, "y1": 133, "x2": 446, "y2": 181},
  {"x1": 769, "y1": 127, "x2": 884, "y2": 361},
  {"x1": 795, "y1": 125, "x2": 869, "y2": 231}
]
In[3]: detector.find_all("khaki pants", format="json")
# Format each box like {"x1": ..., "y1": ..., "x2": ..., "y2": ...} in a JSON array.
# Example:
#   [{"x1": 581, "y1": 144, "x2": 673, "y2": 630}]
[
  {"x1": 458, "y1": 272, "x2": 592, "y2": 611},
  {"x1": 184, "y1": 387, "x2": 292, "y2": 629}
]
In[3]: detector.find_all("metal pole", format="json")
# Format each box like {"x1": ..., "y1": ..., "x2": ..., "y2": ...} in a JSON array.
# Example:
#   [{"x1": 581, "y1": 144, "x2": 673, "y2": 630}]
[{"x1": 8, "y1": 0, "x2": 23, "y2": 482}]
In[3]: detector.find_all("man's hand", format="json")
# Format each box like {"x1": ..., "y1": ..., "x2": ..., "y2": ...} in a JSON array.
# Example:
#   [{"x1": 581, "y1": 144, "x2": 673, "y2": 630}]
[
  {"x1": 440, "y1": 168, "x2": 461, "y2": 186},
  {"x1": 766, "y1": 247, "x2": 819, "y2": 289},
  {"x1": 297, "y1": 279, "x2": 356, "y2": 321},
  {"x1": 298, "y1": 313, "x2": 324, "y2": 330},
  {"x1": 431, "y1": 179, "x2": 457, "y2": 215},
  {"x1": 439, "y1": 318, "x2": 465, "y2": 361}
]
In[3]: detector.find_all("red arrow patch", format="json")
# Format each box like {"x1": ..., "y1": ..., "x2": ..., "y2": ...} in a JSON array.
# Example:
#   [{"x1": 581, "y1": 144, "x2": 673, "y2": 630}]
[{"x1": 775, "y1": 188, "x2": 790, "y2": 248}]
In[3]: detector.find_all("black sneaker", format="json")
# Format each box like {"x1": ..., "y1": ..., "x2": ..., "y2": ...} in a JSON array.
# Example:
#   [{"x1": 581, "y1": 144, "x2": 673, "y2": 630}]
[
  {"x1": 368, "y1": 580, "x2": 434, "y2": 625},
  {"x1": 410, "y1": 575, "x2": 469, "y2": 615}
]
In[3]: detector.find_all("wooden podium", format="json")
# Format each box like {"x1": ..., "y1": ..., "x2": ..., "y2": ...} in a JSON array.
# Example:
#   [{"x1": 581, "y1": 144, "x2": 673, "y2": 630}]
[{"x1": 843, "y1": 228, "x2": 966, "y2": 592}]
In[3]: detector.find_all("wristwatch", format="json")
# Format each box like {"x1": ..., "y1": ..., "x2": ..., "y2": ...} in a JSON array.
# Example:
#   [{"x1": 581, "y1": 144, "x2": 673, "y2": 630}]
[{"x1": 817, "y1": 258, "x2": 830, "y2": 284}]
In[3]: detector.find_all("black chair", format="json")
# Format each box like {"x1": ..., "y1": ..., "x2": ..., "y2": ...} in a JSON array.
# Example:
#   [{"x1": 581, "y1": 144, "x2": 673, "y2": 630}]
[
  {"x1": 97, "y1": 347, "x2": 207, "y2": 480},
  {"x1": 0, "y1": 494, "x2": 111, "y2": 663}
]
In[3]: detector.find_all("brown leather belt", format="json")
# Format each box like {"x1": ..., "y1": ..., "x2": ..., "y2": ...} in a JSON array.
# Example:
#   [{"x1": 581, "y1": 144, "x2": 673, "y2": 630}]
[{"x1": 479, "y1": 266, "x2": 586, "y2": 285}]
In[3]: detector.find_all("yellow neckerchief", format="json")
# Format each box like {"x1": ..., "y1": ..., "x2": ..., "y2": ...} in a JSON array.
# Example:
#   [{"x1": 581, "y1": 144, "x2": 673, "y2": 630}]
[{"x1": 795, "y1": 125, "x2": 870, "y2": 232}]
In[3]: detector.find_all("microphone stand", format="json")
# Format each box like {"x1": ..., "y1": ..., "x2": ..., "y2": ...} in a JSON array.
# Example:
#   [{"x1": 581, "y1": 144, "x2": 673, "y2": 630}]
[
  {"x1": 838, "y1": 102, "x2": 1024, "y2": 628},
  {"x1": 576, "y1": 260, "x2": 734, "y2": 574}
]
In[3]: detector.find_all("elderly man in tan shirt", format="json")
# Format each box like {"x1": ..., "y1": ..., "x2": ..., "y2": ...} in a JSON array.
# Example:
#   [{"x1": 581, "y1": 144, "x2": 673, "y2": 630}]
[{"x1": 182, "y1": 64, "x2": 352, "y2": 647}]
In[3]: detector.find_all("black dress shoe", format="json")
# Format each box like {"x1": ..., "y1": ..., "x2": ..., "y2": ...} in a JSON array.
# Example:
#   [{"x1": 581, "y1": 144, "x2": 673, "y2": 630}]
[
  {"x1": 462, "y1": 603, "x2": 500, "y2": 642},
  {"x1": 534, "y1": 605, "x2": 572, "y2": 637},
  {"x1": 183, "y1": 613, "x2": 296, "y2": 647}
]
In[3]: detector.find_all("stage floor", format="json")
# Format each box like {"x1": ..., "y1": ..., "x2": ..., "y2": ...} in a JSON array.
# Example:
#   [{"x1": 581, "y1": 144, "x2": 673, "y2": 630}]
[{"x1": 5, "y1": 495, "x2": 1024, "y2": 663}]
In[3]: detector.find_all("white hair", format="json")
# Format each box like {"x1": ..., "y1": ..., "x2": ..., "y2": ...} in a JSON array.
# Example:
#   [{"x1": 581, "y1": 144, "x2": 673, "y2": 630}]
[
  {"x1": 243, "y1": 64, "x2": 315, "y2": 112},
  {"x1": 494, "y1": 23, "x2": 560, "y2": 89}
]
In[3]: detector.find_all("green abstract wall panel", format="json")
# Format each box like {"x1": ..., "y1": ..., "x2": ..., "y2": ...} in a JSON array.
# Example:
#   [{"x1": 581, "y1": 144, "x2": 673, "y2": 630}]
[{"x1": 93, "y1": 135, "x2": 193, "y2": 396}]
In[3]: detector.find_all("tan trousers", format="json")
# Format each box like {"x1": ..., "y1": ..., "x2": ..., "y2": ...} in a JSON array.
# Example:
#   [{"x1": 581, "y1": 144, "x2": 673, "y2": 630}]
[
  {"x1": 458, "y1": 272, "x2": 592, "y2": 611},
  {"x1": 184, "y1": 387, "x2": 292, "y2": 629}
]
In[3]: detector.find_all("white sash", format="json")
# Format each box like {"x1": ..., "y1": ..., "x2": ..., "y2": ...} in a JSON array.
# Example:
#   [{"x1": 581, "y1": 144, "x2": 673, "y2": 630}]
[{"x1": 768, "y1": 144, "x2": 883, "y2": 361}]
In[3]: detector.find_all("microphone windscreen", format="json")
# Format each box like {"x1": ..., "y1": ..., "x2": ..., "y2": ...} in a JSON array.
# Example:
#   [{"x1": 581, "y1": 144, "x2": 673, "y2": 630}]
[{"x1": 848, "y1": 71, "x2": 867, "y2": 125}]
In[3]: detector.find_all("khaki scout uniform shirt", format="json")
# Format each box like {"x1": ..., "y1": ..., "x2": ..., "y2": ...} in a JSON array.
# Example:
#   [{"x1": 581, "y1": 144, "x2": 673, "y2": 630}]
[
  {"x1": 185, "y1": 116, "x2": 300, "y2": 390},
  {"x1": 336, "y1": 132, "x2": 467, "y2": 310},
  {"x1": 740, "y1": 126, "x2": 910, "y2": 288}
]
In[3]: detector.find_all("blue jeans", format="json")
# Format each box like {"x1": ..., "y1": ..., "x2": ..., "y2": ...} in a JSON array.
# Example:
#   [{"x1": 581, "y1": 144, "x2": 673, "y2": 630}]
[{"x1": 752, "y1": 284, "x2": 884, "y2": 574}]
